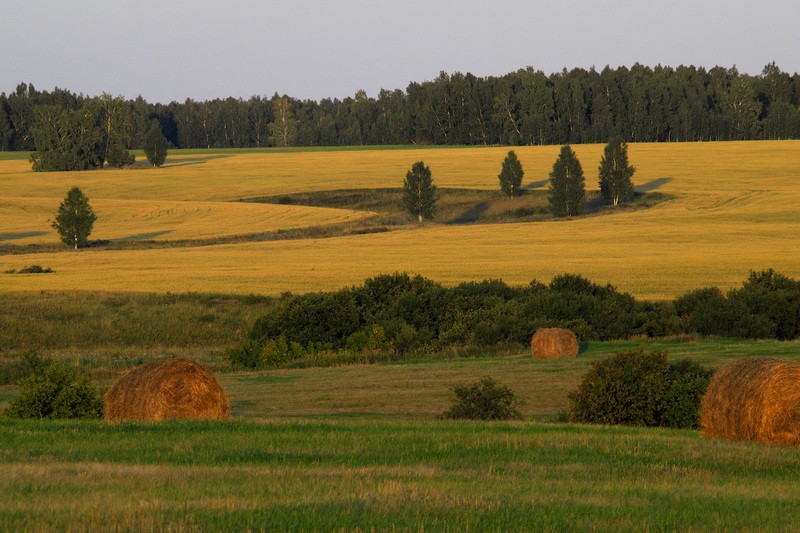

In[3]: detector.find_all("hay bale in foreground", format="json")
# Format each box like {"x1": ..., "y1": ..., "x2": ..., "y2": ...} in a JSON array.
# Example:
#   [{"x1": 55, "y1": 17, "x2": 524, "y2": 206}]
[
  {"x1": 530, "y1": 328, "x2": 579, "y2": 359},
  {"x1": 700, "y1": 357, "x2": 800, "y2": 446},
  {"x1": 104, "y1": 358, "x2": 230, "y2": 421}
]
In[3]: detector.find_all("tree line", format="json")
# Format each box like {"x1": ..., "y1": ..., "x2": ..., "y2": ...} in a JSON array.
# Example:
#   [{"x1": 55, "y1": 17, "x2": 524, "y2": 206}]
[{"x1": 2, "y1": 63, "x2": 800, "y2": 152}]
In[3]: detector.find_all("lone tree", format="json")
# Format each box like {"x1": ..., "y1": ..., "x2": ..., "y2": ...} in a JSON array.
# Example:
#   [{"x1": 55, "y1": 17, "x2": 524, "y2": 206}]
[
  {"x1": 498, "y1": 150, "x2": 524, "y2": 196},
  {"x1": 52, "y1": 187, "x2": 96, "y2": 249},
  {"x1": 402, "y1": 161, "x2": 438, "y2": 222},
  {"x1": 548, "y1": 145, "x2": 586, "y2": 217},
  {"x1": 143, "y1": 121, "x2": 168, "y2": 167},
  {"x1": 599, "y1": 137, "x2": 636, "y2": 206}
]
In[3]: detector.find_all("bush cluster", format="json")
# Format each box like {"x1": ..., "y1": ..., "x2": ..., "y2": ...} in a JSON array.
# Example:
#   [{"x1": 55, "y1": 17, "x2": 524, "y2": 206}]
[
  {"x1": 442, "y1": 377, "x2": 523, "y2": 421},
  {"x1": 567, "y1": 349, "x2": 713, "y2": 429},
  {"x1": 233, "y1": 272, "x2": 683, "y2": 368},
  {"x1": 3, "y1": 353, "x2": 104, "y2": 419},
  {"x1": 676, "y1": 269, "x2": 800, "y2": 340},
  {"x1": 4, "y1": 265, "x2": 54, "y2": 274},
  {"x1": 231, "y1": 269, "x2": 800, "y2": 368}
]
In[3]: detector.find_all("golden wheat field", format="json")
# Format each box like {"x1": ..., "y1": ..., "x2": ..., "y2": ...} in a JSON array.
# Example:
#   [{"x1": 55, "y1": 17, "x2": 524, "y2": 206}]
[{"x1": 1, "y1": 141, "x2": 799, "y2": 299}]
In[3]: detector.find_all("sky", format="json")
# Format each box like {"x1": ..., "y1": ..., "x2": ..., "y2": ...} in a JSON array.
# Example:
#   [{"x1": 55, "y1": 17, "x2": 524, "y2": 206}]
[{"x1": 4, "y1": 0, "x2": 800, "y2": 104}]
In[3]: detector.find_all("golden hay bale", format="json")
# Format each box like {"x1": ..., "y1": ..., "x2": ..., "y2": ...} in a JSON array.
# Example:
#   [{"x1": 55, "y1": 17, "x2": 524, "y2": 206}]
[
  {"x1": 104, "y1": 358, "x2": 230, "y2": 422},
  {"x1": 700, "y1": 357, "x2": 800, "y2": 446},
  {"x1": 530, "y1": 328, "x2": 579, "y2": 359}
]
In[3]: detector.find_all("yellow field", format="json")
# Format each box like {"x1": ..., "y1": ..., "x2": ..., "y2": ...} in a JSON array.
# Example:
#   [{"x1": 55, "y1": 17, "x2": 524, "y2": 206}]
[{"x1": 1, "y1": 141, "x2": 799, "y2": 299}]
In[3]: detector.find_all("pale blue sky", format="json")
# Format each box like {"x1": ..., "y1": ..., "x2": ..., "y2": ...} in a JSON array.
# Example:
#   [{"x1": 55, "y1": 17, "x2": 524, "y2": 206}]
[{"x1": 4, "y1": 0, "x2": 799, "y2": 103}]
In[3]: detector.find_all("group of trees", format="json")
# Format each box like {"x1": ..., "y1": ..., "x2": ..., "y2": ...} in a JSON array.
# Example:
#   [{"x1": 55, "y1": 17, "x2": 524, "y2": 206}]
[
  {"x1": 2, "y1": 63, "x2": 800, "y2": 152},
  {"x1": 402, "y1": 139, "x2": 635, "y2": 222},
  {"x1": 27, "y1": 94, "x2": 168, "y2": 171}
]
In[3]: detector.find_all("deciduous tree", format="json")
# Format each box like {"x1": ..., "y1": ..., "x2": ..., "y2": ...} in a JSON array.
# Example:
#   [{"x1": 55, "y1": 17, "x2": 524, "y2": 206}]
[
  {"x1": 52, "y1": 187, "x2": 96, "y2": 249},
  {"x1": 598, "y1": 137, "x2": 635, "y2": 206},
  {"x1": 498, "y1": 150, "x2": 524, "y2": 196},
  {"x1": 143, "y1": 121, "x2": 168, "y2": 167},
  {"x1": 548, "y1": 145, "x2": 585, "y2": 217},
  {"x1": 402, "y1": 161, "x2": 438, "y2": 222}
]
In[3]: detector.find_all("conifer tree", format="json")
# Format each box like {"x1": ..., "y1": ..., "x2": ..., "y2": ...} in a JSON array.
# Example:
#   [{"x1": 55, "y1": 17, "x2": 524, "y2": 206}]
[
  {"x1": 598, "y1": 137, "x2": 635, "y2": 206},
  {"x1": 548, "y1": 145, "x2": 585, "y2": 217},
  {"x1": 402, "y1": 161, "x2": 438, "y2": 222},
  {"x1": 498, "y1": 150, "x2": 524, "y2": 196}
]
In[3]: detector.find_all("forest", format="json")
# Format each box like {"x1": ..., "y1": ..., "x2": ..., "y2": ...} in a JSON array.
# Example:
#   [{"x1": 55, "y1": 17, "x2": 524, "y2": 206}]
[{"x1": 1, "y1": 62, "x2": 800, "y2": 151}]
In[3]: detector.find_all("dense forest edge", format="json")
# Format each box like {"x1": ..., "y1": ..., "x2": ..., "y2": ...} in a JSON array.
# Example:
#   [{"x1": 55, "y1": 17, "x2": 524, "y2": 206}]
[{"x1": 2, "y1": 62, "x2": 800, "y2": 152}]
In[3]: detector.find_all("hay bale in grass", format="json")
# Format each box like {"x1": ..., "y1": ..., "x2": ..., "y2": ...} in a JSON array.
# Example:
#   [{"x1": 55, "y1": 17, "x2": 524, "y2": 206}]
[
  {"x1": 530, "y1": 328, "x2": 579, "y2": 359},
  {"x1": 700, "y1": 357, "x2": 800, "y2": 446},
  {"x1": 104, "y1": 358, "x2": 230, "y2": 421}
]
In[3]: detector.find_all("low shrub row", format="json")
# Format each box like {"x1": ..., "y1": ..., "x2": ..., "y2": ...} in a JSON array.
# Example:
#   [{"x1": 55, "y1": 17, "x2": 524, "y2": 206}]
[{"x1": 229, "y1": 269, "x2": 800, "y2": 368}]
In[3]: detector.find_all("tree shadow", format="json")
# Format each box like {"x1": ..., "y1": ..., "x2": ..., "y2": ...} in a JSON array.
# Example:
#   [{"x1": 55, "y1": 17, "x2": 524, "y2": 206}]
[
  {"x1": 636, "y1": 177, "x2": 672, "y2": 193},
  {"x1": 0, "y1": 231, "x2": 48, "y2": 241},
  {"x1": 524, "y1": 179, "x2": 549, "y2": 190},
  {"x1": 132, "y1": 154, "x2": 231, "y2": 168},
  {"x1": 450, "y1": 202, "x2": 491, "y2": 224},
  {"x1": 113, "y1": 230, "x2": 175, "y2": 242}
]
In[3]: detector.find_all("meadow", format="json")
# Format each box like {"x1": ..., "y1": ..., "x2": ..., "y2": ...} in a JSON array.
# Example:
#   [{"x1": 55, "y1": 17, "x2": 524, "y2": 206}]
[
  {"x1": 1, "y1": 141, "x2": 799, "y2": 299},
  {"x1": 3, "y1": 328, "x2": 800, "y2": 529}
]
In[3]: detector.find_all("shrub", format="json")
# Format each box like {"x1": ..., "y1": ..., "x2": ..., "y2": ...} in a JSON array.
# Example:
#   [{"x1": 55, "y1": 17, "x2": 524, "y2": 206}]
[
  {"x1": 225, "y1": 340, "x2": 263, "y2": 369},
  {"x1": 345, "y1": 324, "x2": 388, "y2": 353},
  {"x1": 4, "y1": 354, "x2": 103, "y2": 419},
  {"x1": 569, "y1": 350, "x2": 669, "y2": 426},
  {"x1": 568, "y1": 349, "x2": 712, "y2": 428},
  {"x1": 5, "y1": 265, "x2": 55, "y2": 274},
  {"x1": 660, "y1": 359, "x2": 714, "y2": 429},
  {"x1": 442, "y1": 377, "x2": 523, "y2": 420}
]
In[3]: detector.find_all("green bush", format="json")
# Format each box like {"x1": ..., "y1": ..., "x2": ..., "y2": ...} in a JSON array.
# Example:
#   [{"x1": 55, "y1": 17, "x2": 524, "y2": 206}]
[
  {"x1": 442, "y1": 377, "x2": 523, "y2": 421},
  {"x1": 660, "y1": 359, "x2": 714, "y2": 429},
  {"x1": 567, "y1": 349, "x2": 712, "y2": 428},
  {"x1": 4, "y1": 354, "x2": 104, "y2": 419},
  {"x1": 225, "y1": 339, "x2": 263, "y2": 369}
]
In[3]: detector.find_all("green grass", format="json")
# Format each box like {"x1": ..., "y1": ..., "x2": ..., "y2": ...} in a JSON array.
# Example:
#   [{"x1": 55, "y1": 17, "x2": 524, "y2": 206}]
[
  {"x1": 0, "y1": 291, "x2": 271, "y2": 352},
  {"x1": 2, "y1": 417, "x2": 800, "y2": 531}
]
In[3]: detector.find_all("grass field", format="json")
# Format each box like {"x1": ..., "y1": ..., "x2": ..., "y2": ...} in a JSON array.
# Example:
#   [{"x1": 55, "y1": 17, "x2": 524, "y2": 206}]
[
  {"x1": 3, "y1": 340, "x2": 800, "y2": 530},
  {"x1": 4, "y1": 417, "x2": 800, "y2": 531},
  {"x1": 1, "y1": 140, "x2": 799, "y2": 298}
]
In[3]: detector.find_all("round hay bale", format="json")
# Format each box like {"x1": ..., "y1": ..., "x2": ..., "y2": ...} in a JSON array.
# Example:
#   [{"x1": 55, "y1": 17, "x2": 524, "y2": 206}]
[
  {"x1": 530, "y1": 328, "x2": 579, "y2": 359},
  {"x1": 700, "y1": 357, "x2": 800, "y2": 446},
  {"x1": 104, "y1": 358, "x2": 230, "y2": 421}
]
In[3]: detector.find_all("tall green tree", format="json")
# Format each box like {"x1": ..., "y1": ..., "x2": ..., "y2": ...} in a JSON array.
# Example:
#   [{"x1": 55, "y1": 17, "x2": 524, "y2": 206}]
[
  {"x1": 548, "y1": 145, "x2": 585, "y2": 217},
  {"x1": 498, "y1": 150, "x2": 524, "y2": 196},
  {"x1": 143, "y1": 121, "x2": 168, "y2": 167},
  {"x1": 52, "y1": 187, "x2": 97, "y2": 249},
  {"x1": 29, "y1": 105, "x2": 104, "y2": 171},
  {"x1": 97, "y1": 93, "x2": 134, "y2": 167},
  {"x1": 402, "y1": 161, "x2": 438, "y2": 222},
  {"x1": 598, "y1": 137, "x2": 636, "y2": 206},
  {"x1": 268, "y1": 96, "x2": 298, "y2": 147}
]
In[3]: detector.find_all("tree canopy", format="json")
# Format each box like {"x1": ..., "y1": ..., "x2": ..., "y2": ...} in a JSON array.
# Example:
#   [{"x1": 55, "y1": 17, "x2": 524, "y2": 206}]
[{"x1": 3, "y1": 63, "x2": 800, "y2": 151}]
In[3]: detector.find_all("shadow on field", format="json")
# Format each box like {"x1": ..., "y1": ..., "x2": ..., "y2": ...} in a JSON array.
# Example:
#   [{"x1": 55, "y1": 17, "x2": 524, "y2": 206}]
[
  {"x1": 636, "y1": 177, "x2": 672, "y2": 193},
  {"x1": 0, "y1": 231, "x2": 48, "y2": 242},
  {"x1": 524, "y1": 179, "x2": 550, "y2": 190},
  {"x1": 114, "y1": 230, "x2": 175, "y2": 241},
  {"x1": 451, "y1": 202, "x2": 491, "y2": 224}
]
